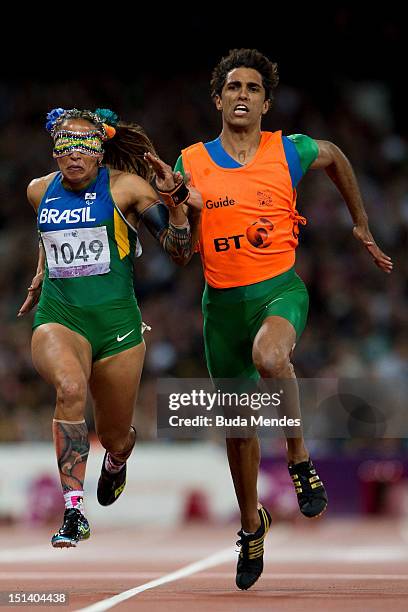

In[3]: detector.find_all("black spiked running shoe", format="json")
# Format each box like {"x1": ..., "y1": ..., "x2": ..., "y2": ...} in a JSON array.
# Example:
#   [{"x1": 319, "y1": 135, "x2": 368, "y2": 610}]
[
  {"x1": 288, "y1": 458, "x2": 328, "y2": 518},
  {"x1": 51, "y1": 508, "x2": 90, "y2": 548},
  {"x1": 97, "y1": 427, "x2": 136, "y2": 506},
  {"x1": 97, "y1": 452, "x2": 127, "y2": 506},
  {"x1": 236, "y1": 506, "x2": 271, "y2": 590}
]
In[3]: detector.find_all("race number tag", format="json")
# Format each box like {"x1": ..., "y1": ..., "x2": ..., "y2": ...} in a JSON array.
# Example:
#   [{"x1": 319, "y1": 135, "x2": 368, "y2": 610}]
[{"x1": 41, "y1": 227, "x2": 110, "y2": 278}]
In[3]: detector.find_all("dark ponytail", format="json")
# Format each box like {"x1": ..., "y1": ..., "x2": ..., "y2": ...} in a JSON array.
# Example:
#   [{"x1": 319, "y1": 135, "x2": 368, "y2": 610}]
[{"x1": 103, "y1": 122, "x2": 157, "y2": 182}]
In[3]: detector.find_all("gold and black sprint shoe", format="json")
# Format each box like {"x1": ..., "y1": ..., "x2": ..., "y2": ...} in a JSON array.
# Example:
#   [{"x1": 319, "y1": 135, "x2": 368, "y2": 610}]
[
  {"x1": 235, "y1": 506, "x2": 271, "y2": 590},
  {"x1": 51, "y1": 508, "x2": 90, "y2": 548},
  {"x1": 288, "y1": 458, "x2": 328, "y2": 518}
]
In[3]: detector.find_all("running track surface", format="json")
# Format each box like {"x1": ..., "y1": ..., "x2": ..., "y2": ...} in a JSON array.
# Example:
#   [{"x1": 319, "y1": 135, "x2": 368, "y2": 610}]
[{"x1": 1, "y1": 517, "x2": 408, "y2": 611}]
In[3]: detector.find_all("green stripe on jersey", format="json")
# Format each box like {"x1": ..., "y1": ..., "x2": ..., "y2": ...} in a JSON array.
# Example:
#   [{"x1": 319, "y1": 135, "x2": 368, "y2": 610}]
[
  {"x1": 287, "y1": 134, "x2": 319, "y2": 174},
  {"x1": 174, "y1": 155, "x2": 185, "y2": 176}
]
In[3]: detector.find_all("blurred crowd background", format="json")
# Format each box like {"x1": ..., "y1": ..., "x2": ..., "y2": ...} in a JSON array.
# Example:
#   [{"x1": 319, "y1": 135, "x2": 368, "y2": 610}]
[{"x1": 0, "y1": 9, "x2": 406, "y2": 451}]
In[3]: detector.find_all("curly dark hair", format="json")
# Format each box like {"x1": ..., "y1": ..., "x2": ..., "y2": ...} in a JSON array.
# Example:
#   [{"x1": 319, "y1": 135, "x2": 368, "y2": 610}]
[
  {"x1": 210, "y1": 48, "x2": 279, "y2": 103},
  {"x1": 54, "y1": 110, "x2": 156, "y2": 182}
]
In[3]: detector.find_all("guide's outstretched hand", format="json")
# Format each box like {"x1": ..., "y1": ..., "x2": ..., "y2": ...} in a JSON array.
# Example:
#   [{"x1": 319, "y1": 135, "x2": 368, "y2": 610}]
[{"x1": 353, "y1": 224, "x2": 393, "y2": 274}]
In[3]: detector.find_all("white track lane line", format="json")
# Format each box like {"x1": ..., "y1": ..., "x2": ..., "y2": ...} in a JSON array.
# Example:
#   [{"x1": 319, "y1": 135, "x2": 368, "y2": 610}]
[{"x1": 76, "y1": 546, "x2": 234, "y2": 612}]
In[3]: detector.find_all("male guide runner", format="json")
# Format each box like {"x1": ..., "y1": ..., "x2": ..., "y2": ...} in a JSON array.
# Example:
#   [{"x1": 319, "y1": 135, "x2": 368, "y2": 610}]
[{"x1": 146, "y1": 48, "x2": 393, "y2": 590}]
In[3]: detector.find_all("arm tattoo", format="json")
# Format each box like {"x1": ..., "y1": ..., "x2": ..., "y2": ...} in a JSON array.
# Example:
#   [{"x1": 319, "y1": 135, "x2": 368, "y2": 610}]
[
  {"x1": 52, "y1": 420, "x2": 89, "y2": 492},
  {"x1": 139, "y1": 201, "x2": 169, "y2": 242},
  {"x1": 162, "y1": 222, "x2": 193, "y2": 265},
  {"x1": 139, "y1": 201, "x2": 198, "y2": 265}
]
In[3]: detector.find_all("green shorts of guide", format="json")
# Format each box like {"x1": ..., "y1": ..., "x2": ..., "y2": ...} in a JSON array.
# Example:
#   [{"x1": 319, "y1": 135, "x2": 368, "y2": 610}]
[
  {"x1": 33, "y1": 296, "x2": 143, "y2": 361},
  {"x1": 202, "y1": 267, "x2": 309, "y2": 380}
]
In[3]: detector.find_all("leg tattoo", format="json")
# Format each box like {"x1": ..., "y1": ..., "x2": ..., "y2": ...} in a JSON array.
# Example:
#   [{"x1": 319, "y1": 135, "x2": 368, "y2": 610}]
[{"x1": 52, "y1": 419, "x2": 89, "y2": 492}]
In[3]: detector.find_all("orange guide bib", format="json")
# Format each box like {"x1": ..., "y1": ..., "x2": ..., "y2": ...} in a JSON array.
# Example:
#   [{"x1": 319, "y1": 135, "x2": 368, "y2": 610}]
[{"x1": 182, "y1": 131, "x2": 307, "y2": 288}]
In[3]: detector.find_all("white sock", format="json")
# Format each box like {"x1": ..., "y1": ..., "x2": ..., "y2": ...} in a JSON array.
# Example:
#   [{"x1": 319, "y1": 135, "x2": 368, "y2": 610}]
[
  {"x1": 105, "y1": 452, "x2": 125, "y2": 474},
  {"x1": 64, "y1": 490, "x2": 84, "y2": 514},
  {"x1": 242, "y1": 529, "x2": 255, "y2": 536}
]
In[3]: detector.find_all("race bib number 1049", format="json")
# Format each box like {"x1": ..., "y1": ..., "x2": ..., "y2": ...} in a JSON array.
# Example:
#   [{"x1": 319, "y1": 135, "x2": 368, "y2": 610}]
[{"x1": 41, "y1": 226, "x2": 111, "y2": 278}]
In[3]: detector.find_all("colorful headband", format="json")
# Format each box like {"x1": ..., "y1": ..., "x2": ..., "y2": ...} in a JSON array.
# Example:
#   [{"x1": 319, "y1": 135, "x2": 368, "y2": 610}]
[
  {"x1": 46, "y1": 107, "x2": 119, "y2": 141},
  {"x1": 53, "y1": 130, "x2": 104, "y2": 158}
]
